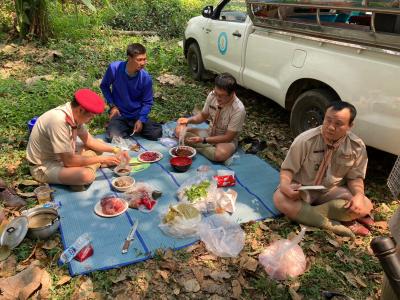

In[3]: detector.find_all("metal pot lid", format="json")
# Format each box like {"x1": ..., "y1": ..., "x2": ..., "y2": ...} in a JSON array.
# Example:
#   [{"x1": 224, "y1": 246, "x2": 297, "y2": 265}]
[{"x1": 0, "y1": 216, "x2": 28, "y2": 249}]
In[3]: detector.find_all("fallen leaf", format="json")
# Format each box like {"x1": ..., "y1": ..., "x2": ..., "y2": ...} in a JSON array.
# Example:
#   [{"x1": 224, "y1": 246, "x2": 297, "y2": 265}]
[
  {"x1": 232, "y1": 279, "x2": 242, "y2": 299},
  {"x1": 308, "y1": 244, "x2": 320, "y2": 253},
  {"x1": 340, "y1": 271, "x2": 358, "y2": 288},
  {"x1": 259, "y1": 223, "x2": 269, "y2": 231},
  {"x1": 192, "y1": 267, "x2": 205, "y2": 285},
  {"x1": 354, "y1": 275, "x2": 367, "y2": 288},
  {"x1": 39, "y1": 269, "x2": 52, "y2": 299},
  {"x1": 0, "y1": 245, "x2": 11, "y2": 262},
  {"x1": 374, "y1": 221, "x2": 388, "y2": 230},
  {"x1": 201, "y1": 279, "x2": 225, "y2": 294},
  {"x1": 185, "y1": 243, "x2": 200, "y2": 253},
  {"x1": 240, "y1": 256, "x2": 258, "y2": 272},
  {"x1": 41, "y1": 239, "x2": 59, "y2": 250},
  {"x1": 198, "y1": 254, "x2": 217, "y2": 261},
  {"x1": 327, "y1": 238, "x2": 340, "y2": 248},
  {"x1": 0, "y1": 254, "x2": 17, "y2": 277},
  {"x1": 289, "y1": 280, "x2": 301, "y2": 292},
  {"x1": 0, "y1": 265, "x2": 43, "y2": 300},
  {"x1": 25, "y1": 75, "x2": 55, "y2": 86},
  {"x1": 209, "y1": 270, "x2": 231, "y2": 281},
  {"x1": 183, "y1": 278, "x2": 200, "y2": 292},
  {"x1": 289, "y1": 287, "x2": 303, "y2": 300},
  {"x1": 56, "y1": 275, "x2": 71, "y2": 286},
  {"x1": 156, "y1": 270, "x2": 169, "y2": 282},
  {"x1": 163, "y1": 249, "x2": 174, "y2": 260},
  {"x1": 71, "y1": 277, "x2": 95, "y2": 299}
]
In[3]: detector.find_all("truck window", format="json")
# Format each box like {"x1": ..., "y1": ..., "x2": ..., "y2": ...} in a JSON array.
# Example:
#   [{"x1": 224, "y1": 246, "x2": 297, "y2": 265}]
[{"x1": 219, "y1": 0, "x2": 247, "y2": 23}]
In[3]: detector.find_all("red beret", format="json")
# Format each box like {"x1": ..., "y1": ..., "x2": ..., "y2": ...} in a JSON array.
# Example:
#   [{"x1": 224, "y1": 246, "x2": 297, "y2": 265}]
[{"x1": 74, "y1": 89, "x2": 105, "y2": 114}]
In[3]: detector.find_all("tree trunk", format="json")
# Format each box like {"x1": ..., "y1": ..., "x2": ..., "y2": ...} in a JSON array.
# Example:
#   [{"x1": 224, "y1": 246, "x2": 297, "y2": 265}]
[{"x1": 14, "y1": 0, "x2": 51, "y2": 42}]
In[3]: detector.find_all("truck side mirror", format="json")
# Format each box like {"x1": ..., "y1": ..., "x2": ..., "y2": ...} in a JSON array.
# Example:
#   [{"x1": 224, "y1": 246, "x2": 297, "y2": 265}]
[{"x1": 202, "y1": 6, "x2": 213, "y2": 18}]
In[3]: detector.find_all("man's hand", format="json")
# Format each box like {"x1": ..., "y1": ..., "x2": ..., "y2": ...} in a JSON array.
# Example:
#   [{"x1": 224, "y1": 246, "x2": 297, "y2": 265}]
[
  {"x1": 134, "y1": 120, "x2": 143, "y2": 133},
  {"x1": 344, "y1": 193, "x2": 365, "y2": 214},
  {"x1": 100, "y1": 155, "x2": 121, "y2": 166},
  {"x1": 178, "y1": 117, "x2": 189, "y2": 125},
  {"x1": 109, "y1": 107, "x2": 120, "y2": 119},
  {"x1": 280, "y1": 183, "x2": 301, "y2": 201},
  {"x1": 187, "y1": 136, "x2": 202, "y2": 144}
]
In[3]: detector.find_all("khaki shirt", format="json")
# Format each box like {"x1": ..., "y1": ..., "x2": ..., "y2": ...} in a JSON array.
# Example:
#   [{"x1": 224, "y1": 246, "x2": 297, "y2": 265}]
[
  {"x1": 27, "y1": 103, "x2": 87, "y2": 165},
  {"x1": 202, "y1": 91, "x2": 246, "y2": 143},
  {"x1": 281, "y1": 126, "x2": 367, "y2": 188}
]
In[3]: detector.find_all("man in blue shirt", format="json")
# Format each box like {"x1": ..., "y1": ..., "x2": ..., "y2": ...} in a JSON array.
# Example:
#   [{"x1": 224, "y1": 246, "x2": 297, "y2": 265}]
[{"x1": 100, "y1": 43, "x2": 162, "y2": 141}]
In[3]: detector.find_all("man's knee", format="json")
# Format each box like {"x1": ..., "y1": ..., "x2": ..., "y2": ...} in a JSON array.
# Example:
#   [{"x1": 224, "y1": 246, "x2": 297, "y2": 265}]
[
  {"x1": 80, "y1": 168, "x2": 95, "y2": 185},
  {"x1": 273, "y1": 189, "x2": 300, "y2": 218}
]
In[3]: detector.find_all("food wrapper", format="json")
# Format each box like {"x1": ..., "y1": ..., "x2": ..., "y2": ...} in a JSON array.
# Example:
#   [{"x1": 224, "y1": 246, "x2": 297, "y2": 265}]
[
  {"x1": 74, "y1": 243, "x2": 94, "y2": 262},
  {"x1": 214, "y1": 170, "x2": 236, "y2": 187}
]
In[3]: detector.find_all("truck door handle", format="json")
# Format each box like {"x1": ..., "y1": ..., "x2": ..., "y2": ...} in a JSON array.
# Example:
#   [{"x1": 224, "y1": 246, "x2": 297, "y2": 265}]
[
  {"x1": 205, "y1": 28, "x2": 211, "y2": 33},
  {"x1": 232, "y1": 31, "x2": 241, "y2": 37}
]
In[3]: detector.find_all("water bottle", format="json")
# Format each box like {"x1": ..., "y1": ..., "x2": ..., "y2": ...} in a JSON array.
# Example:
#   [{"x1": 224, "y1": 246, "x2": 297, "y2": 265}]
[
  {"x1": 58, "y1": 233, "x2": 91, "y2": 265},
  {"x1": 370, "y1": 236, "x2": 400, "y2": 298}
]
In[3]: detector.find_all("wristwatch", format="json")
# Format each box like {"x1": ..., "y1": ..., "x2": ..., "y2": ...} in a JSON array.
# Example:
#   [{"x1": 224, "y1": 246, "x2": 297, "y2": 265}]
[{"x1": 202, "y1": 137, "x2": 207, "y2": 144}]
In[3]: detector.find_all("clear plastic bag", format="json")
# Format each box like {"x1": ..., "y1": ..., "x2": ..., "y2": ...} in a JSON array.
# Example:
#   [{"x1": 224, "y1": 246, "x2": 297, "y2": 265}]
[
  {"x1": 158, "y1": 137, "x2": 178, "y2": 148},
  {"x1": 162, "y1": 121, "x2": 177, "y2": 138},
  {"x1": 258, "y1": 227, "x2": 307, "y2": 280},
  {"x1": 198, "y1": 214, "x2": 245, "y2": 257},
  {"x1": 124, "y1": 182, "x2": 160, "y2": 212},
  {"x1": 159, "y1": 203, "x2": 202, "y2": 238}
]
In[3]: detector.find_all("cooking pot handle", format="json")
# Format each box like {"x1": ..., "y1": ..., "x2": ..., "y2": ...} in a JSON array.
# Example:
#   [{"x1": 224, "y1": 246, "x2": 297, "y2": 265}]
[
  {"x1": 51, "y1": 215, "x2": 60, "y2": 225},
  {"x1": 6, "y1": 227, "x2": 15, "y2": 233}
]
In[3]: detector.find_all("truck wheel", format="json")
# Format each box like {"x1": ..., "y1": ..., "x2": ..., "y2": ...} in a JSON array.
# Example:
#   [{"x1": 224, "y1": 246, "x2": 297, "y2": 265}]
[
  {"x1": 187, "y1": 43, "x2": 205, "y2": 80},
  {"x1": 290, "y1": 89, "x2": 338, "y2": 137}
]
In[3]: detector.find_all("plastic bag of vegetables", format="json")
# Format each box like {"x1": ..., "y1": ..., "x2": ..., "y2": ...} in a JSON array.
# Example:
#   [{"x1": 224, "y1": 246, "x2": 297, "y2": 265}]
[
  {"x1": 159, "y1": 204, "x2": 201, "y2": 238},
  {"x1": 176, "y1": 174, "x2": 218, "y2": 212}
]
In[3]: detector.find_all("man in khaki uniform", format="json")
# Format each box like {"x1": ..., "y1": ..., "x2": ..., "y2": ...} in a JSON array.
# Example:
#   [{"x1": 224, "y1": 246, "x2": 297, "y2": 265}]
[
  {"x1": 176, "y1": 73, "x2": 246, "y2": 163},
  {"x1": 27, "y1": 89, "x2": 126, "y2": 188},
  {"x1": 273, "y1": 101, "x2": 373, "y2": 237}
]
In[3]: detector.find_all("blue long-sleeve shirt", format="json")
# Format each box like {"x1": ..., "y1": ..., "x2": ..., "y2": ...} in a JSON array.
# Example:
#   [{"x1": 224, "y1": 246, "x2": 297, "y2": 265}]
[{"x1": 100, "y1": 61, "x2": 153, "y2": 122}]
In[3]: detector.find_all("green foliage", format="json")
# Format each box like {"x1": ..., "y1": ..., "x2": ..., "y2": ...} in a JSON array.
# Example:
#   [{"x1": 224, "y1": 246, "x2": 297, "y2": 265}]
[{"x1": 104, "y1": 0, "x2": 208, "y2": 38}]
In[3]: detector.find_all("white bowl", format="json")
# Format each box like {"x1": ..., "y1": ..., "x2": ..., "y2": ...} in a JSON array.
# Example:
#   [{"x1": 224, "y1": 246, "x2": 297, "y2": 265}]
[
  {"x1": 111, "y1": 176, "x2": 135, "y2": 192},
  {"x1": 114, "y1": 165, "x2": 132, "y2": 177},
  {"x1": 169, "y1": 146, "x2": 196, "y2": 159}
]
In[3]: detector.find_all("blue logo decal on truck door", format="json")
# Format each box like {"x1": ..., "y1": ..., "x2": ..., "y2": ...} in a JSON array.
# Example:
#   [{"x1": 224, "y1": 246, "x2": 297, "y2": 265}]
[{"x1": 218, "y1": 32, "x2": 228, "y2": 55}]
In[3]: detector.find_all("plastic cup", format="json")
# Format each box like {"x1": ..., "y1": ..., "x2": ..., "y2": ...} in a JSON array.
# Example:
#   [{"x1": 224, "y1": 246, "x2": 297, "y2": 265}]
[{"x1": 34, "y1": 186, "x2": 52, "y2": 204}]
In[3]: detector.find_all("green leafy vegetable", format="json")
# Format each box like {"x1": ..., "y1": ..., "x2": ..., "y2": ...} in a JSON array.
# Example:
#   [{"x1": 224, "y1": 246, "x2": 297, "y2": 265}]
[{"x1": 184, "y1": 180, "x2": 210, "y2": 203}]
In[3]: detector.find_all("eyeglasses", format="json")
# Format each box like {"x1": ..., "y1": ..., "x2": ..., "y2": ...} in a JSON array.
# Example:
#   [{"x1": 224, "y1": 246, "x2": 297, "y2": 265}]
[{"x1": 213, "y1": 89, "x2": 230, "y2": 100}]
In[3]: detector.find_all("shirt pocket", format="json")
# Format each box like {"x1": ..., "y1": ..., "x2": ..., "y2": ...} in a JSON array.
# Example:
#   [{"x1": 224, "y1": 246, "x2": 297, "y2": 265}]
[
  {"x1": 307, "y1": 152, "x2": 324, "y2": 173},
  {"x1": 331, "y1": 155, "x2": 355, "y2": 178}
]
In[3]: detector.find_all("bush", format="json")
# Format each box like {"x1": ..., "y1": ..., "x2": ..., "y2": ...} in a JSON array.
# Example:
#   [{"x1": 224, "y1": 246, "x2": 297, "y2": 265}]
[{"x1": 105, "y1": 0, "x2": 208, "y2": 38}]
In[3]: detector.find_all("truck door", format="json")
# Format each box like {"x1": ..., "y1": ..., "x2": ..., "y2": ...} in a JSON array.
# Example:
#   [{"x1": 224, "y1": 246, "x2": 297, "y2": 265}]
[{"x1": 203, "y1": 0, "x2": 248, "y2": 83}]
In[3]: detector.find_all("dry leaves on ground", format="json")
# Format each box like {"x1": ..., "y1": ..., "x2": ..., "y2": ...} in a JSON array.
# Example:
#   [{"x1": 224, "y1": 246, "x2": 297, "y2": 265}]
[{"x1": 157, "y1": 74, "x2": 185, "y2": 86}]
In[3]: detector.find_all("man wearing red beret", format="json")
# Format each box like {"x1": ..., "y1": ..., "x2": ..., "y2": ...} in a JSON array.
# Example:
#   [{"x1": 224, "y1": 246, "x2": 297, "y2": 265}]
[{"x1": 27, "y1": 89, "x2": 127, "y2": 189}]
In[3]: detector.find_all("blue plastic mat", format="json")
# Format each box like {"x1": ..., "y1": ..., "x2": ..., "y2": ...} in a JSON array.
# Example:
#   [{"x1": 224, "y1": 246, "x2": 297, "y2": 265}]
[{"x1": 54, "y1": 136, "x2": 280, "y2": 276}]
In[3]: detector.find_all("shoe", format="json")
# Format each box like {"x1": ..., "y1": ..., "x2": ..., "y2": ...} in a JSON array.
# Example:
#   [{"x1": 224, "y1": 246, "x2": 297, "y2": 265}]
[
  {"x1": 342, "y1": 221, "x2": 370, "y2": 236},
  {"x1": 356, "y1": 215, "x2": 375, "y2": 229}
]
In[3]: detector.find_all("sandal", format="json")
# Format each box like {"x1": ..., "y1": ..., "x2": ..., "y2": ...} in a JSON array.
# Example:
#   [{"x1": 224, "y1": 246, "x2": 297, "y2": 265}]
[{"x1": 342, "y1": 221, "x2": 370, "y2": 236}]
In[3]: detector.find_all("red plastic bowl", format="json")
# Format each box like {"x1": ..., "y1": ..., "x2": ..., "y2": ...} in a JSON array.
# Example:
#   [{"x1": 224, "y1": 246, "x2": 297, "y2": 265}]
[{"x1": 170, "y1": 156, "x2": 192, "y2": 172}]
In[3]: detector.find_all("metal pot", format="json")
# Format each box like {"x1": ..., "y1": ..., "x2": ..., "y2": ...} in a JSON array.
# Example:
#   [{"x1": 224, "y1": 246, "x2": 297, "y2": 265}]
[{"x1": 23, "y1": 207, "x2": 59, "y2": 240}]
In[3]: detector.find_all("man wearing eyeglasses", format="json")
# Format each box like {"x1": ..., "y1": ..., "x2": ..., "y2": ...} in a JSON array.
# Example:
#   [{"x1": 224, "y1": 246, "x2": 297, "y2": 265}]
[
  {"x1": 27, "y1": 89, "x2": 127, "y2": 189},
  {"x1": 175, "y1": 73, "x2": 246, "y2": 163},
  {"x1": 273, "y1": 101, "x2": 374, "y2": 237}
]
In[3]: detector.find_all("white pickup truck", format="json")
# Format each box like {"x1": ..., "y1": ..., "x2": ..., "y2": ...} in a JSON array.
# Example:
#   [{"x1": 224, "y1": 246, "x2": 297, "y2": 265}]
[{"x1": 183, "y1": 0, "x2": 400, "y2": 155}]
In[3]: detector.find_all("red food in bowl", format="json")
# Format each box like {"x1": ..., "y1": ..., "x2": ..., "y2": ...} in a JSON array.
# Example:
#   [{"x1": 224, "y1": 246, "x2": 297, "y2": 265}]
[{"x1": 170, "y1": 156, "x2": 192, "y2": 172}]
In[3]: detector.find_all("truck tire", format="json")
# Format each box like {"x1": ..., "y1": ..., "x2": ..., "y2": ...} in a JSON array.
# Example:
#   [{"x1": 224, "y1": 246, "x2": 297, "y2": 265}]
[
  {"x1": 187, "y1": 42, "x2": 205, "y2": 80},
  {"x1": 290, "y1": 89, "x2": 339, "y2": 137}
]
